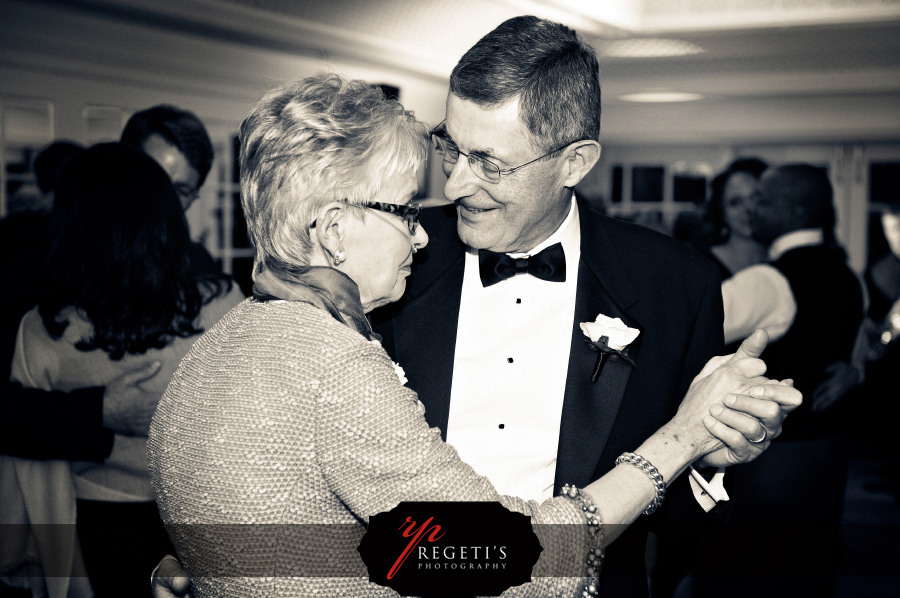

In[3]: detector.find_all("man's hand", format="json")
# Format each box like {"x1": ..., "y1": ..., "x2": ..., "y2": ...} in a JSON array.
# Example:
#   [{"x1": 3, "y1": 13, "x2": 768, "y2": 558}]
[
  {"x1": 151, "y1": 555, "x2": 191, "y2": 598},
  {"x1": 102, "y1": 361, "x2": 162, "y2": 436},
  {"x1": 693, "y1": 330, "x2": 803, "y2": 467},
  {"x1": 668, "y1": 330, "x2": 771, "y2": 460},
  {"x1": 697, "y1": 380, "x2": 801, "y2": 467}
]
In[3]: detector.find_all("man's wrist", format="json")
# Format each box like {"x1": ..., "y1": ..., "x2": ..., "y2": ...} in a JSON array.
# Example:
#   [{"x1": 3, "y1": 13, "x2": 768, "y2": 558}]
[{"x1": 688, "y1": 466, "x2": 729, "y2": 513}]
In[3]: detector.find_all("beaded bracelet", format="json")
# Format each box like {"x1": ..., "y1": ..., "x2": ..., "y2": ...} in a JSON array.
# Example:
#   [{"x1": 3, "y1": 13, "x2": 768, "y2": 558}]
[
  {"x1": 561, "y1": 483, "x2": 604, "y2": 597},
  {"x1": 615, "y1": 452, "x2": 667, "y2": 515}
]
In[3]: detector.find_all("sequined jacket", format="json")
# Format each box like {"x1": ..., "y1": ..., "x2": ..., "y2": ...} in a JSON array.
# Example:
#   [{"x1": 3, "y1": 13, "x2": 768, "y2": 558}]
[{"x1": 148, "y1": 299, "x2": 591, "y2": 597}]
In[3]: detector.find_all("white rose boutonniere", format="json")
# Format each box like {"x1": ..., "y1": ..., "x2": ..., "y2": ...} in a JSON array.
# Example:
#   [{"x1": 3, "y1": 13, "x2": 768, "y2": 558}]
[
  {"x1": 580, "y1": 314, "x2": 640, "y2": 382},
  {"x1": 393, "y1": 361, "x2": 408, "y2": 386},
  {"x1": 370, "y1": 339, "x2": 408, "y2": 386}
]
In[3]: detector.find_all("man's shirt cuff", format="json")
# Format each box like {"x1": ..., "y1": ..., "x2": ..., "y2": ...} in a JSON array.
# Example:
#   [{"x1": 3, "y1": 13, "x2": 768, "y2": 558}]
[{"x1": 689, "y1": 466, "x2": 729, "y2": 512}]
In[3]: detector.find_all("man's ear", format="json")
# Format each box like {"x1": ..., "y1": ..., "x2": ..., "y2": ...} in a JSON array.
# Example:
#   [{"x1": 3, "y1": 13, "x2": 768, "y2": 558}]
[
  {"x1": 561, "y1": 141, "x2": 601, "y2": 188},
  {"x1": 313, "y1": 202, "x2": 352, "y2": 261}
]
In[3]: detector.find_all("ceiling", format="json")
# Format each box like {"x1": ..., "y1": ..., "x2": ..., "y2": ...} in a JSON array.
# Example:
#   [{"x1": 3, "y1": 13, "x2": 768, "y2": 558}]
[
  {"x1": 3, "y1": 0, "x2": 900, "y2": 143},
  {"x1": 52, "y1": 0, "x2": 900, "y2": 99},
  {"x1": 13, "y1": 0, "x2": 900, "y2": 91}
]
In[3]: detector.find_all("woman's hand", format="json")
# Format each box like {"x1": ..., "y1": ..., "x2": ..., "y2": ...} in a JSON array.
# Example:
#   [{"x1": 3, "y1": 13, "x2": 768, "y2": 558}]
[{"x1": 664, "y1": 330, "x2": 772, "y2": 462}]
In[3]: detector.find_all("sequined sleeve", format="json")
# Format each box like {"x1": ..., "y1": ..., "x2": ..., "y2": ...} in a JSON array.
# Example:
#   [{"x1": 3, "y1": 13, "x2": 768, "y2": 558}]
[{"x1": 315, "y1": 340, "x2": 597, "y2": 593}]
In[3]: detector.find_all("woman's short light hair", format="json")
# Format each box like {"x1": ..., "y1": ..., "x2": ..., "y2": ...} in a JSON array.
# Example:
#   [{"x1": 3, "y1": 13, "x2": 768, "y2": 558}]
[{"x1": 239, "y1": 74, "x2": 428, "y2": 277}]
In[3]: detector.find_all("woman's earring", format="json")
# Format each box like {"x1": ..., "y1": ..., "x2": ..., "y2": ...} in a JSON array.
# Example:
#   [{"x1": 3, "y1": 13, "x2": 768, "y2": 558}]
[{"x1": 333, "y1": 246, "x2": 346, "y2": 266}]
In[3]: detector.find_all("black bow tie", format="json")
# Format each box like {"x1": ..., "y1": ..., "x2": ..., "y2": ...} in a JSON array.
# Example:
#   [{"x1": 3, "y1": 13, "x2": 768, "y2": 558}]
[{"x1": 478, "y1": 242, "x2": 566, "y2": 287}]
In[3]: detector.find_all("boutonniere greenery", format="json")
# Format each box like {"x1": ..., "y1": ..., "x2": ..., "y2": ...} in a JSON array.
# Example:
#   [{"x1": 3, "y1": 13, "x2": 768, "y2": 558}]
[{"x1": 580, "y1": 315, "x2": 640, "y2": 382}]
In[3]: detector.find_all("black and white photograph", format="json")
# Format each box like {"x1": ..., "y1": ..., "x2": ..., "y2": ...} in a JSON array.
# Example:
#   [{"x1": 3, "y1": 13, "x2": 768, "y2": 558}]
[{"x1": 1, "y1": 1, "x2": 899, "y2": 597}]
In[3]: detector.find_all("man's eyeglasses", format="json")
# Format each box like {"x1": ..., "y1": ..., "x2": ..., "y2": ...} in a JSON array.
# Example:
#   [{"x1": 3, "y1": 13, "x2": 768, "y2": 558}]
[{"x1": 430, "y1": 120, "x2": 577, "y2": 184}]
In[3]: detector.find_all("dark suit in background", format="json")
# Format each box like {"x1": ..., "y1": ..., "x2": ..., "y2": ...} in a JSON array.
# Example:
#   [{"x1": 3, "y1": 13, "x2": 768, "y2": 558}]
[{"x1": 695, "y1": 164, "x2": 864, "y2": 598}]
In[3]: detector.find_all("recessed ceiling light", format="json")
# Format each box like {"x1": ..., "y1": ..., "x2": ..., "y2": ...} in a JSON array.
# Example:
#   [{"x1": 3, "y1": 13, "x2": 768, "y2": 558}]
[
  {"x1": 602, "y1": 38, "x2": 705, "y2": 58},
  {"x1": 618, "y1": 92, "x2": 704, "y2": 103}
]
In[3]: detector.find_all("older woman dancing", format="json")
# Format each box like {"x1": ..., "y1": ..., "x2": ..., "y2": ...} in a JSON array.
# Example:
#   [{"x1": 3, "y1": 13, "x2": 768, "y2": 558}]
[{"x1": 148, "y1": 74, "x2": 799, "y2": 598}]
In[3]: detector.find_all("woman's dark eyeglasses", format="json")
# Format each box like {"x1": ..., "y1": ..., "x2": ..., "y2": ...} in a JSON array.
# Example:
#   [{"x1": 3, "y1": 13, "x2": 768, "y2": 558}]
[
  {"x1": 309, "y1": 201, "x2": 421, "y2": 236},
  {"x1": 361, "y1": 201, "x2": 421, "y2": 235},
  {"x1": 429, "y1": 119, "x2": 577, "y2": 184}
]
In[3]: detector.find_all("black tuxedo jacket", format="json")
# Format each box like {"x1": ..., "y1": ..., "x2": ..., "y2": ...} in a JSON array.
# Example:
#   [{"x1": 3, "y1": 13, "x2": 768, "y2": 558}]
[{"x1": 371, "y1": 198, "x2": 725, "y2": 595}]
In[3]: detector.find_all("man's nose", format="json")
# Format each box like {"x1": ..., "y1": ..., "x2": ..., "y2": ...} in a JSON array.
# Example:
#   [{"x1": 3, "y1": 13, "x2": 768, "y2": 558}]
[{"x1": 443, "y1": 156, "x2": 479, "y2": 202}]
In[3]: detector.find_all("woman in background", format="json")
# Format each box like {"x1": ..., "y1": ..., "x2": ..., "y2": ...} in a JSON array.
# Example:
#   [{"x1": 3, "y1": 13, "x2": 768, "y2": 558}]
[
  {"x1": 701, "y1": 157, "x2": 769, "y2": 278},
  {"x1": 1, "y1": 143, "x2": 243, "y2": 598}
]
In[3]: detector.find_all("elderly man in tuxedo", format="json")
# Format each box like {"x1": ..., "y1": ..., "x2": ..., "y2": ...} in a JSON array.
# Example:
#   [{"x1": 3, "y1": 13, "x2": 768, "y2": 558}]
[{"x1": 371, "y1": 16, "x2": 792, "y2": 597}]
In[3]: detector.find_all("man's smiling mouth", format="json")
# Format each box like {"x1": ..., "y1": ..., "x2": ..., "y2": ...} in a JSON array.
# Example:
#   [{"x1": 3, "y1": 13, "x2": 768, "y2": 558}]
[{"x1": 458, "y1": 203, "x2": 495, "y2": 214}]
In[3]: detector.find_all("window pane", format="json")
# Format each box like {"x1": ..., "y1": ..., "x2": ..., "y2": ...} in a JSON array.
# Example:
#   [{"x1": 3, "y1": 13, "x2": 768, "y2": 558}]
[
  {"x1": 632, "y1": 166, "x2": 664, "y2": 202},
  {"x1": 233, "y1": 191, "x2": 251, "y2": 248},
  {"x1": 870, "y1": 162, "x2": 900, "y2": 208},
  {"x1": 84, "y1": 106, "x2": 126, "y2": 144},
  {"x1": 3, "y1": 98, "x2": 53, "y2": 144},
  {"x1": 611, "y1": 165, "x2": 623, "y2": 203},
  {"x1": 673, "y1": 174, "x2": 706, "y2": 204}
]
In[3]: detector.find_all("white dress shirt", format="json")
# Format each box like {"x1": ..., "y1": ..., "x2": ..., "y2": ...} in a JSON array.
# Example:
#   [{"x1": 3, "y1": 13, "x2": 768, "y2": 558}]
[
  {"x1": 447, "y1": 197, "x2": 728, "y2": 508},
  {"x1": 722, "y1": 228, "x2": 824, "y2": 345},
  {"x1": 447, "y1": 198, "x2": 580, "y2": 502}
]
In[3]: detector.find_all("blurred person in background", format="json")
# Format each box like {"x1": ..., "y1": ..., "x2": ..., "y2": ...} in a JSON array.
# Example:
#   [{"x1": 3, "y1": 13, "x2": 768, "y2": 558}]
[
  {"x1": 1, "y1": 105, "x2": 238, "y2": 464},
  {"x1": 813, "y1": 205, "x2": 900, "y2": 500},
  {"x1": 0, "y1": 140, "x2": 150, "y2": 470},
  {"x1": 672, "y1": 158, "x2": 767, "y2": 284},
  {"x1": 121, "y1": 104, "x2": 221, "y2": 276},
  {"x1": 696, "y1": 163, "x2": 863, "y2": 598},
  {"x1": 1, "y1": 141, "x2": 83, "y2": 386},
  {"x1": 0, "y1": 143, "x2": 243, "y2": 598},
  {"x1": 121, "y1": 104, "x2": 213, "y2": 212},
  {"x1": 703, "y1": 157, "x2": 769, "y2": 279}
]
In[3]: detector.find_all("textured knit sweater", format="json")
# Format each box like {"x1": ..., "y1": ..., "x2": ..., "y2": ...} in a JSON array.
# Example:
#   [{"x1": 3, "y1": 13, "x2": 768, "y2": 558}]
[{"x1": 149, "y1": 299, "x2": 593, "y2": 597}]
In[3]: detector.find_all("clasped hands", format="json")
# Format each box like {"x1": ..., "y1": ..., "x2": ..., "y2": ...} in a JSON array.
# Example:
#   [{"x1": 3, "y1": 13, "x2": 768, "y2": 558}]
[{"x1": 678, "y1": 329, "x2": 802, "y2": 469}]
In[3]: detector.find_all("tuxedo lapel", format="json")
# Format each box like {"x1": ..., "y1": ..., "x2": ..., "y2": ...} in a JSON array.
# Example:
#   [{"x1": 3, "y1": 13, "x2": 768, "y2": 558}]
[{"x1": 554, "y1": 202, "x2": 644, "y2": 493}]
